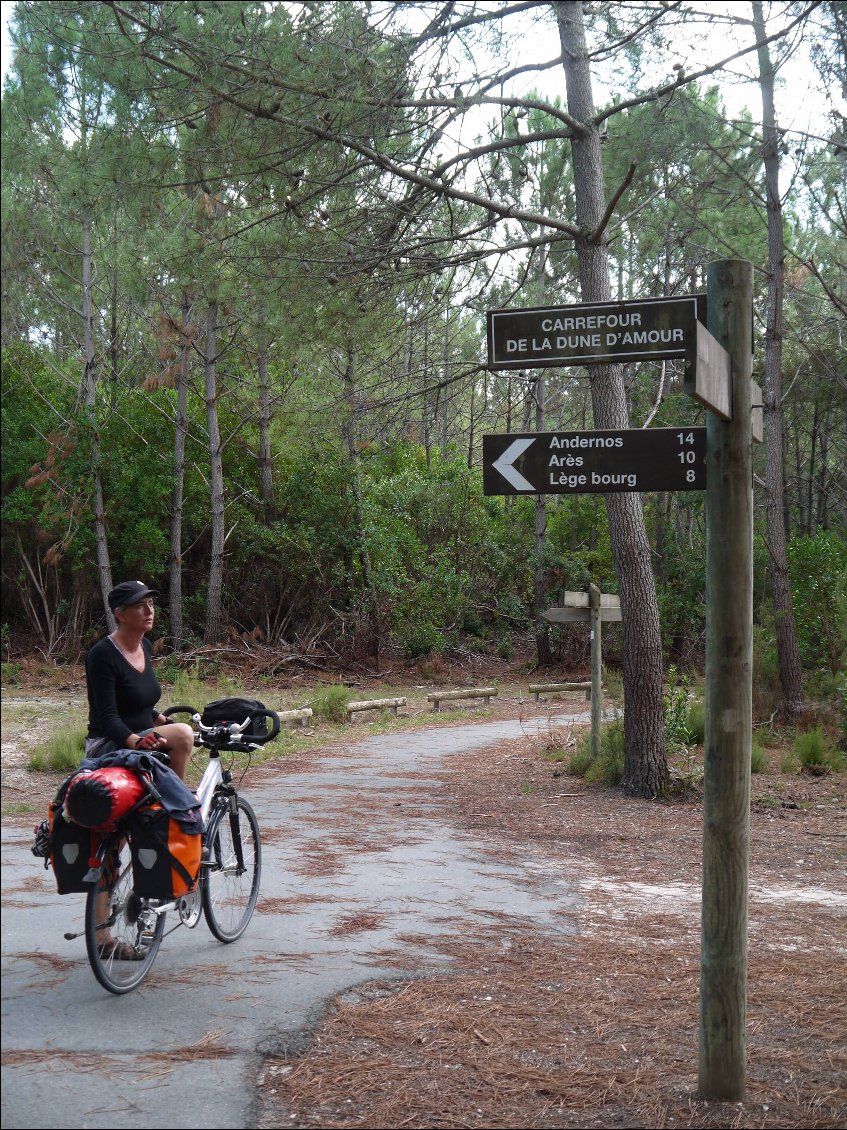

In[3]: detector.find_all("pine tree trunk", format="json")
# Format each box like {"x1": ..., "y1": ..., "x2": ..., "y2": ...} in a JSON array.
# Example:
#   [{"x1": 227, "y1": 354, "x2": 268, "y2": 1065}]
[
  {"x1": 82, "y1": 212, "x2": 115, "y2": 630},
  {"x1": 168, "y1": 295, "x2": 190, "y2": 652},
  {"x1": 531, "y1": 376, "x2": 552, "y2": 666},
  {"x1": 258, "y1": 344, "x2": 274, "y2": 514},
  {"x1": 556, "y1": 0, "x2": 668, "y2": 796},
  {"x1": 342, "y1": 348, "x2": 382, "y2": 669},
  {"x1": 204, "y1": 300, "x2": 225, "y2": 644},
  {"x1": 753, "y1": 1, "x2": 804, "y2": 716}
]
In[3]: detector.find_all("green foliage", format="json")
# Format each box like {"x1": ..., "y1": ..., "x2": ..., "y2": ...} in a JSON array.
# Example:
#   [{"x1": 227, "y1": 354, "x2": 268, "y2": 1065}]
[
  {"x1": 311, "y1": 684, "x2": 353, "y2": 723},
  {"x1": 779, "y1": 748, "x2": 801, "y2": 774},
  {"x1": 750, "y1": 741, "x2": 768, "y2": 774},
  {"x1": 792, "y1": 727, "x2": 845, "y2": 774},
  {"x1": 788, "y1": 532, "x2": 847, "y2": 676},
  {"x1": 1, "y1": 0, "x2": 843, "y2": 677},
  {"x1": 752, "y1": 623, "x2": 782, "y2": 717},
  {"x1": 2, "y1": 662, "x2": 22, "y2": 686},
  {"x1": 686, "y1": 700, "x2": 705, "y2": 745},
  {"x1": 28, "y1": 726, "x2": 86, "y2": 772},
  {"x1": 569, "y1": 719, "x2": 625, "y2": 786},
  {"x1": 663, "y1": 665, "x2": 694, "y2": 754},
  {"x1": 160, "y1": 666, "x2": 238, "y2": 711}
]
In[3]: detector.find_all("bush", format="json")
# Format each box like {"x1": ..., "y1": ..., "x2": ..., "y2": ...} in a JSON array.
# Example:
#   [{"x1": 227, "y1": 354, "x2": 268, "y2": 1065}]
[
  {"x1": 399, "y1": 621, "x2": 446, "y2": 660},
  {"x1": 568, "y1": 742, "x2": 594, "y2": 777},
  {"x1": 569, "y1": 718, "x2": 625, "y2": 786},
  {"x1": 792, "y1": 727, "x2": 845, "y2": 774},
  {"x1": 752, "y1": 623, "x2": 781, "y2": 717},
  {"x1": 779, "y1": 748, "x2": 801, "y2": 774},
  {"x1": 686, "y1": 700, "x2": 705, "y2": 745},
  {"x1": 664, "y1": 665, "x2": 696, "y2": 754},
  {"x1": 311, "y1": 684, "x2": 353, "y2": 723},
  {"x1": 28, "y1": 726, "x2": 86, "y2": 772},
  {"x1": 788, "y1": 532, "x2": 847, "y2": 676},
  {"x1": 750, "y1": 741, "x2": 768, "y2": 774}
]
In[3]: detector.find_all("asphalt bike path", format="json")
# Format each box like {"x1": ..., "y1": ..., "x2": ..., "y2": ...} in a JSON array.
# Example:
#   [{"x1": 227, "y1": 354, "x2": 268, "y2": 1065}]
[{"x1": 1, "y1": 712, "x2": 588, "y2": 1130}]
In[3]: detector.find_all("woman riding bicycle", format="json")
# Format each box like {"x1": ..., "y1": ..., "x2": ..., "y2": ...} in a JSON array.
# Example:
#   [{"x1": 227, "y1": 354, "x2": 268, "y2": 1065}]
[
  {"x1": 85, "y1": 581, "x2": 193, "y2": 779},
  {"x1": 84, "y1": 580, "x2": 195, "y2": 961}
]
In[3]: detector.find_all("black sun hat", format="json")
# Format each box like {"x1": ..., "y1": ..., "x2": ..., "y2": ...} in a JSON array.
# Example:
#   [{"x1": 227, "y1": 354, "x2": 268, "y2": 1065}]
[{"x1": 108, "y1": 580, "x2": 158, "y2": 612}]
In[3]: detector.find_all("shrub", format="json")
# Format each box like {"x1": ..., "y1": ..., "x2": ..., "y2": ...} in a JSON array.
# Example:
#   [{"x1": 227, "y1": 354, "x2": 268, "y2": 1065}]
[
  {"x1": 28, "y1": 726, "x2": 86, "y2": 772},
  {"x1": 664, "y1": 665, "x2": 694, "y2": 754},
  {"x1": 752, "y1": 623, "x2": 781, "y2": 717},
  {"x1": 792, "y1": 727, "x2": 845, "y2": 774},
  {"x1": 568, "y1": 742, "x2": 594, "y2": 777},
  {"x1": 750, "y1": 741, "x2": 768, "y2": 774},
  {"x1": 779, "y1": 748, "x2": 801, "y2": 774},
  {"x1": 686, "y1": 700, "x2": 706, "y2": 745},
  {"x1": 569, "y1": 718, "x2": 625, "y2": 786},
  {"x1": 399, "y1": 622, "x2": 446, "y2": 660},
  {"x1": 788, "y1": 532, "x2": 847, "y2": 676},
  {"x1": 311, "y1": 684, "x2": 353, "y2": 723}
]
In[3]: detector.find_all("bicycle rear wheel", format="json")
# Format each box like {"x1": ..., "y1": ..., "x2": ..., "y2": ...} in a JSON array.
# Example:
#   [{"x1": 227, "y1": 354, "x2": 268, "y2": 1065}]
[
  {"x1": 202, "y1": 796, "x2": 261, "y2": 942},
  {"x1": 84, "y1": 840, "x2": 165, "y2": 994}
]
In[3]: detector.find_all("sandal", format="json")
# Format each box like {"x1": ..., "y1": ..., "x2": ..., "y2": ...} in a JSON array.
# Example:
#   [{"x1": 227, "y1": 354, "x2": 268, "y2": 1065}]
[{"x1": 98, "y1": 938, "x2": 144, "y2": 961}]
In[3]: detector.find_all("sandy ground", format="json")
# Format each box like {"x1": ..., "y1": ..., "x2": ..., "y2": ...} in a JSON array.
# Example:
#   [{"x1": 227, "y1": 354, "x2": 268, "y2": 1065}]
[{"x1": 253, "y1": 726, "x2": 847, "y2": 1130}]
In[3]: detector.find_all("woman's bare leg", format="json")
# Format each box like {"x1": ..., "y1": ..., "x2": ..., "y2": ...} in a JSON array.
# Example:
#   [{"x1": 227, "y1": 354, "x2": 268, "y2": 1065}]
[{"x1": 154, "y1": 722, "x2": 194, "y2": 779}]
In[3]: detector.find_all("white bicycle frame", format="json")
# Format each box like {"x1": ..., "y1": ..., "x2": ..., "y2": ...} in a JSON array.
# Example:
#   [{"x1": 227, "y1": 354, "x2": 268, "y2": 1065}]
[{"x1": 145, "y1": 713, "x2": 257, "y2": 919}]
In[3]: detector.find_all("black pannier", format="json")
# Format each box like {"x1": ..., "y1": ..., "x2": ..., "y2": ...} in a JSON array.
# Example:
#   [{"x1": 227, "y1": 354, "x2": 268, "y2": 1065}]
[
  {"x1": 200, "y1": 697, "x2": 268, "y2": 738},
  {"x1": 47, "y1": 807, "x2": 99, "y2": 894},
  {"x1": 127, "y1": 804, "x2": 202, "y2": 899}
]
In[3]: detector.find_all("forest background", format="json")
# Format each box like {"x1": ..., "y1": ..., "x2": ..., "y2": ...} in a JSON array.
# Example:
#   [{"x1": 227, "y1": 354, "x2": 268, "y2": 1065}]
[{"x1": 1, "y1": 1, "x2": 845, "y2": 797}]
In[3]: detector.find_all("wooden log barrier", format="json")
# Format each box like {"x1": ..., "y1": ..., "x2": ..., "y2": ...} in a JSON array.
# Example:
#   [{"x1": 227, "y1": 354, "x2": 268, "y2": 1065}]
[
  {"x1": 277, "y1": 707, "x2": 313, "y2": 729},
  {"x1": 346, "y1": 697, "x2": 407, "y2": 721},
  {"x1": 427, "y1": 687, "x2": 498, "y2": 712},
  {"x1": 528, "y1": 682, "x2": 593, "y2": 702}
]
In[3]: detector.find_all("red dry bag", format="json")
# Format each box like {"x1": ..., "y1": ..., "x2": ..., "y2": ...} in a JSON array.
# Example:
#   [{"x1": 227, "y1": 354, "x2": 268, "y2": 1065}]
[{"x1": 64, "y1": 767, "x2": 148, "y2": 830}]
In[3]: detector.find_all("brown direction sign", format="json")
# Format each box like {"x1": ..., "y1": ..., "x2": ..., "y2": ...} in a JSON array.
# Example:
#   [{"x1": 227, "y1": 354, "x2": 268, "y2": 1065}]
[
  {"x1": 483, "y1": 427, "x2": 706, "y2": 495},
  {"x1": 486, "y1": 295, "x2": 706, "y2": 371}
]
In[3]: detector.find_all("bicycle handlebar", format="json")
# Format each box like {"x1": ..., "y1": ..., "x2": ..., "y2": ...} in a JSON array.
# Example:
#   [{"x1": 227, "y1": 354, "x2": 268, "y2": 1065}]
[{"x1": 163, "y1": 705, "x2": 281, "y2": 745}]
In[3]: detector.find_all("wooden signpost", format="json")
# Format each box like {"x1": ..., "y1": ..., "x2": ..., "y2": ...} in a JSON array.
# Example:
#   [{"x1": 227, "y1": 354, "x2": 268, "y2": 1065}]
[
  {"x1": 698, "y1": 261, "x2": 754, "y2": 1100},
  {"x1": 544, "y1": 589, "x2": 621, "y2": 761},
  {"x1": 485, "y1": 262, "x2": 754, "y2": 1101}
]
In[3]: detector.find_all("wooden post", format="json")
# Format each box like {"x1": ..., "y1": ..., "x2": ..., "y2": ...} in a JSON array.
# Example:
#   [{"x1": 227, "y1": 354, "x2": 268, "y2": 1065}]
[
  {"x1": 699, "y1": 260, "x2": 754, "y2": 1100},
  {"x1": 590, "y1": 583, "x2": 602, "y2": 762}
]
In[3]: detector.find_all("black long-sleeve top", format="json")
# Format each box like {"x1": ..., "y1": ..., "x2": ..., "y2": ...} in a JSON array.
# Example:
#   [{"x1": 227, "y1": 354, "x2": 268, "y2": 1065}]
[{"x1": 85, "y1": 635, "x2": 161, "y2": 747}]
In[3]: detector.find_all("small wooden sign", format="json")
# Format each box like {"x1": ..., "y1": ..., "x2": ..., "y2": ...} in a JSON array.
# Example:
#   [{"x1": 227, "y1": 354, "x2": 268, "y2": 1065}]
[
  {"x1": 561, "y1": 590, "x2": 621, "y2": 609},
  {"x1": 752, "y1": 382, "x2": 763, "y2": 444},
  {"x1": 686, "y1": 322, "x2": 732, "y2": 419},
  {"x1": 543, "y1": 606, "x2": 623, "y2": 623}
]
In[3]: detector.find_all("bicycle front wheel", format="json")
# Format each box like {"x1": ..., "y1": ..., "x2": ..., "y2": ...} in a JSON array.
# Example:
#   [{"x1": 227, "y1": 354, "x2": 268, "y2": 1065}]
[
  {"x1": 84, "y1": 841, "x2": 165, "y2": 994},
  {"x1": 202, "y1": 796, "x2": 261, "y2": 942}
]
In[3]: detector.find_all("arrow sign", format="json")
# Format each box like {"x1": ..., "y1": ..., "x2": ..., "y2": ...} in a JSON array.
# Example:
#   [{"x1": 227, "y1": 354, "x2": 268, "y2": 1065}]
[
  {"x1": 483, "y1": 428, "x2": 707, "y2": 495},
  {"x1": 491, "y1": 437, "x2": 536, "y2": 491}
]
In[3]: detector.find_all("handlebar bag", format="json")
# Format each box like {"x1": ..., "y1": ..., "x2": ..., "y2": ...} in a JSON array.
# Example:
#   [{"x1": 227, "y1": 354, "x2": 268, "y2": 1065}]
[
  {"x1": 64, "y1": 767, "x2": 148, "y2": 831},
  {"x1": 128, "y1": 804, "x2": 202, "y2": 899},
  {"x1": 201, "y1": 697, "x2": 269, "y2": 737}
]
